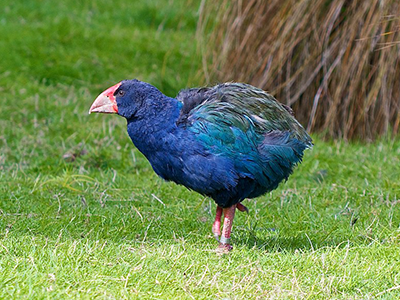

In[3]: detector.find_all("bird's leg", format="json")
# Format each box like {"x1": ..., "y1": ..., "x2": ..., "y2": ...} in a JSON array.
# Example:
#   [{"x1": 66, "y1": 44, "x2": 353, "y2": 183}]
[
  {"x1": 212, "y1": 206, "x2": 223, "y2": 241},
  {"x1": 218, "y1": 204, "x2": 237, "y2": 252}
]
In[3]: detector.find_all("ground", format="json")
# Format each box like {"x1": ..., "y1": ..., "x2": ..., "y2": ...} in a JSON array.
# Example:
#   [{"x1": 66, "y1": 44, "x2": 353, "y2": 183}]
[{"x1": 1, "y1": 0, "x2": 400, "y2": 299}]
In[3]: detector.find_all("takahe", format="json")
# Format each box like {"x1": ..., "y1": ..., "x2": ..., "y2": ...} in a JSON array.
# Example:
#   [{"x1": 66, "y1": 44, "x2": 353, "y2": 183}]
[{"x1": 89, "y1": 79, "x2": 312, "y2": 251}]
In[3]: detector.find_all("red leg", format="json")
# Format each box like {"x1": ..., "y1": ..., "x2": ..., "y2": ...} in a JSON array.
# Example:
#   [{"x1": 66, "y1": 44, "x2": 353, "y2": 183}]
[
  {"x1": 218, "y1": 204, "x2": 236, "y2": 252},
  {"x1": 212, "y1": 206, "x2": 223, "y2": 241}
]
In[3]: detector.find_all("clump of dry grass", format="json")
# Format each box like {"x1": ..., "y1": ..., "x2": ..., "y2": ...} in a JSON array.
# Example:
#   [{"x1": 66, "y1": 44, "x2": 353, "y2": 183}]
[{"x1": 199, "y1": 0, "x2": 400, "y2": 140}]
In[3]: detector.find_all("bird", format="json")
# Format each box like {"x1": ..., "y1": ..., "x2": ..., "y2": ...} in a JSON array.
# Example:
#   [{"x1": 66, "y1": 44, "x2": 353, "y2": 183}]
[{"x1": 89, "y1": 79, "x2": 312, "y2": 252}]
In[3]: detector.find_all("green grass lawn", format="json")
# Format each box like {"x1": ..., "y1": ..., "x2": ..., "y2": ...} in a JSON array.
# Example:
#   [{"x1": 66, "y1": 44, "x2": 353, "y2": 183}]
[{"x1": 1, "y1": 0, "x2": 400, "y2": 299}]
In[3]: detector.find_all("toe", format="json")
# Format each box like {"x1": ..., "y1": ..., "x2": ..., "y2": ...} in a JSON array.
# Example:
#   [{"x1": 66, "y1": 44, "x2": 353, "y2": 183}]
[{"x1": 216, "y1": 243, "x2": 233, "y2": 254}]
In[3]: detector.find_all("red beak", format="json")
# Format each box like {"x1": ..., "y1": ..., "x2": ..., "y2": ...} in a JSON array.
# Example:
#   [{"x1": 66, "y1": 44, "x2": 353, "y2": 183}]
[{"x1": 89, "y1": 82, "x2": 121, "y2": 114}]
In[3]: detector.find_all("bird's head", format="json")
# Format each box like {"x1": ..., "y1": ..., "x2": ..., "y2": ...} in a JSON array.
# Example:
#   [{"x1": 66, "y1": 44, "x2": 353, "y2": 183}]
[{"x1": 89, "y1": 79, "x2": 163, "y2": 119}]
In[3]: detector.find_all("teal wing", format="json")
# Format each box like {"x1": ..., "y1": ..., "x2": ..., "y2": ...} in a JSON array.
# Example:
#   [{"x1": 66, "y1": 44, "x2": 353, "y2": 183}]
[
  {"x1": 177, "y1": 83, "x2": 312, "y2": 142},
  {"x1": 176, "y1": 83, "x2": 312, "y2": 194}
]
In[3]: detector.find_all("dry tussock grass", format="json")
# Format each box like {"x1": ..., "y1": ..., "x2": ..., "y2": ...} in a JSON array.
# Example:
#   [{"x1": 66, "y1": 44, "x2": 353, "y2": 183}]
[{"x1": 199, "y1": 0, "x2": 400, "y2": 140}]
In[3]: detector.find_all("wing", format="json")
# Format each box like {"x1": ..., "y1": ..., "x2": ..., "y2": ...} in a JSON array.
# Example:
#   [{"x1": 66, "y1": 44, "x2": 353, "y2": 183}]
[
  {"x1": 177, "y1": 83, "x2": 312, "y2": 145},
  {"x1": 176, "y1": 83, "x2": 312, "y2": 193}
]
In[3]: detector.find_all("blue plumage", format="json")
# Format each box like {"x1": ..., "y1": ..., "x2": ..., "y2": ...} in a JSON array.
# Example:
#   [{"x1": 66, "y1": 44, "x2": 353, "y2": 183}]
[{"x1": 103, "y1": 80, "x2": 312, "y2": 208}]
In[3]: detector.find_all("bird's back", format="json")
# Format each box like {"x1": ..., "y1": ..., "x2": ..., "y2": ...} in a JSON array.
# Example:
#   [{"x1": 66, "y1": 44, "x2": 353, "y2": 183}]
[{"x1": 175, "y1": 83, "x2": 312, "y2": 207}]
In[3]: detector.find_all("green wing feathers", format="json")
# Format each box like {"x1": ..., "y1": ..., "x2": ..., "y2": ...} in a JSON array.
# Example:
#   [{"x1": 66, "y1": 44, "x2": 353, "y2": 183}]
[{"x1": 177, "y1": 82, "x2": 313, "y2": 148}]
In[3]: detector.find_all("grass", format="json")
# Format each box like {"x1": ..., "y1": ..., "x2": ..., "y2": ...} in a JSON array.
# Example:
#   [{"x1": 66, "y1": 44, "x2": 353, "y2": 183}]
[
  {"x1": 1, "y1": 0, "x2": 400, "y2": 299},
  {"x1": 200, "y1": 0, "x2": 400, "y2": 140}
]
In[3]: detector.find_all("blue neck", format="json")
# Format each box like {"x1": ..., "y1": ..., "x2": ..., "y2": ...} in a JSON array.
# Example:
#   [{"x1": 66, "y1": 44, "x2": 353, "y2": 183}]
[{"x1": 126, "y1": 96, "x2": 182, "y2": 157}]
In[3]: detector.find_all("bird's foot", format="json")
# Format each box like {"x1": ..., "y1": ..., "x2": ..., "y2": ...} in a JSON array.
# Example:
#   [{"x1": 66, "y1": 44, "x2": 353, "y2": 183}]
[
  {"x1": 236, "y1": 203, "x2": 249, "y2": 213},
  {"x1": 212, "y1": 229, "x2": 220, "y2": 242},
  {"x1": 216, "y1": 243, "x2": 233, "y2": 254},
  {"x1": 216, "y1": 236, "x2": 232, "y2": 254}
]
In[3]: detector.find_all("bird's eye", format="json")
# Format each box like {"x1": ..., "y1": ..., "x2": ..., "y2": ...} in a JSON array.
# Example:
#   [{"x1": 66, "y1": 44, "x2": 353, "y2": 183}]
[{"x1": 116, "y1": 89, "x2": 125, "y2": 97}]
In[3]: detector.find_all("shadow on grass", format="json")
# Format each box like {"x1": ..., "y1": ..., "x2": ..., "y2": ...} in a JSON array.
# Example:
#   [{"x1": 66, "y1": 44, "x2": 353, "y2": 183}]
[
  {"x1": 233, "y1": 234, "x2": 349, "y2": 253},
  {"x1": 231, "y1": 224, "x2": 373, "y2": 253}
]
